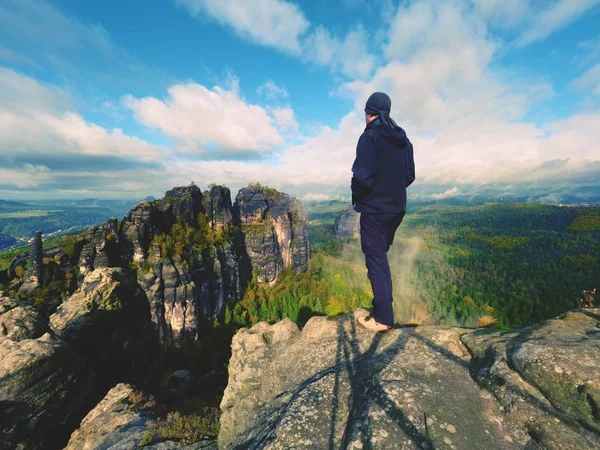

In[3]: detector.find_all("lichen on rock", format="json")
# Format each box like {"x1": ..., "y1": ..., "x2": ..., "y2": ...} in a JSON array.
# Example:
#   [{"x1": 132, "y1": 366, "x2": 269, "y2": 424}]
[{"x1": 220, "y1": 308, "x2": 600, "y2": 449}]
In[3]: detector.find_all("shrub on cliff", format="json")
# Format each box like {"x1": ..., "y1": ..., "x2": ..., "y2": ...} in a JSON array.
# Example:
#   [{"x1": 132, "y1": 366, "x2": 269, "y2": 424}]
[
  {"x1": 150, "y1": 213, "x2": 228, "y2": 261},
  {"x1": 138, "y1": 409, "x2": 219, "y2": 447},
  {"x1": 580, "y1": 288, "x2": 598, "y2": 308}
]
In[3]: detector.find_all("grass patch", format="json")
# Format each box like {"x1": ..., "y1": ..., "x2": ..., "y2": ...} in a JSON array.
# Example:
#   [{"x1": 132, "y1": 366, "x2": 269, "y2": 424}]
[{"x1": 139, "y1": 409, "x2": 220, "y2": 446}]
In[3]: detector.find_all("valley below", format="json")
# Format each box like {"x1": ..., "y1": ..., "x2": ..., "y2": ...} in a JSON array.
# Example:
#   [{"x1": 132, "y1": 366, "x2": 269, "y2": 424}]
[{"x1": 1, "y1": 186, "x2": 599, "y2": 449}]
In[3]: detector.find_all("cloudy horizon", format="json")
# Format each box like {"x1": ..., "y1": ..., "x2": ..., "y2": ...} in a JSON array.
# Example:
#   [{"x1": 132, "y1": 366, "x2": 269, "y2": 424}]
[{"x1": 0, "y1": 0, "x2": 599, "y2": 202}]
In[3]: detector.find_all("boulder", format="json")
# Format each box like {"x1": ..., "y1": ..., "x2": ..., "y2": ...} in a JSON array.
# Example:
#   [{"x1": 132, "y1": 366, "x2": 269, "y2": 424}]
[
  {"x1": 462, "y1": 309, "x2": 600, "y2": 443},
  {"x1": 334, "y1": 208, "x2": 360, "y2": 239},
  {"x1": 65, "y1": 383, "x2": 154, "y2": 450},
  {"x1": 0, "y1": 295, "x2": 45, "y2": 343},
  {"x1": 0, "y1": 333, "x2": 94, "y2": 450},
  {"x1": 66, "y1": 383, "x2": 218, "y2": 450},
  {"x1": 219, "y1": 309, "x2": 600, "y2": 449},
  {"x1": 49, "y1": 267, "x2": 153, "y2": 386}
]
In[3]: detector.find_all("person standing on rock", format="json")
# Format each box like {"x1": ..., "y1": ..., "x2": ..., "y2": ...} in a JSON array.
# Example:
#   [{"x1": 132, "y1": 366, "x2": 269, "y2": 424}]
[{"x1": 351, "y1": 92, "x2": 415, "y2": 332}]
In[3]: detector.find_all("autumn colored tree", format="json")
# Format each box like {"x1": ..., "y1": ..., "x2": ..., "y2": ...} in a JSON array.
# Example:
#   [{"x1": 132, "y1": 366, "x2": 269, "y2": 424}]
[{"x1": 14, "y1": 265, "x2": 24, "y2": 281}]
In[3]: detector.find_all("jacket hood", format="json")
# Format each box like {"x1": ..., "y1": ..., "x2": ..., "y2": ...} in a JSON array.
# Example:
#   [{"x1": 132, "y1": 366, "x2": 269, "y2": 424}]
[{"x1": 367, "y1": 119, "x2": 409, "y2": 148}]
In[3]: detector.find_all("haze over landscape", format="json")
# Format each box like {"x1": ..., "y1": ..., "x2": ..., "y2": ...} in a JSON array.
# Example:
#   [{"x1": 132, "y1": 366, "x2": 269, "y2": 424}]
[{"x1": 0, "y1": 0, "x2": 599, "y2": 203}]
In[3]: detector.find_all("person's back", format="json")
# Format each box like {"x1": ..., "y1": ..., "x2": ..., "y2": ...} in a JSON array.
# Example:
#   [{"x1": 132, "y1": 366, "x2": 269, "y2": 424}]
[
  {"x1": 351, "y1": 118, "x2": 415, "y2": 214},
  {"x1": 352, "y1": 92, "x2": 415, "y2": 333}
]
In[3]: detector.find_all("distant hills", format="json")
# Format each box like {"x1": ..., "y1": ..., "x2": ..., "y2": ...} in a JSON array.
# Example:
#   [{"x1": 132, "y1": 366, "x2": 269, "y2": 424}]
[
  {"x1": 0, "y1": 198, "x2": 140, "y2": 249},
  {"x1": 0, "y1": 199, "x2": 37, "y2": 211}
]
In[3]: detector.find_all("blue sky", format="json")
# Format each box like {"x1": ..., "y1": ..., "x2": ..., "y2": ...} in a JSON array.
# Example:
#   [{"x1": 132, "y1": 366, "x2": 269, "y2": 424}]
[{"x1": 0, "y1": 0, "x2": 599, "y2": 201}]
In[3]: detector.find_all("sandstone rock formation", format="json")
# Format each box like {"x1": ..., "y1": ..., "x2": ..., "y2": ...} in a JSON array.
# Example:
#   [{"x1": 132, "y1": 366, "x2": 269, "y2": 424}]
[
  {"x1": 65, "y1": 383, "x2": 217, "y2": 450},
  {"x1": 0, "y1": 183, "x2": 310, "y2": 446},
  {"x1": 1, "y1": 266, "x2": 158, "y2": 449},
  {"x1": 77, "y1": 223, "x2": 121, "y2": 277},
  {"x1": 234, "y1": 186, "x2": 309, "y2": 284},
  {"x1": 50, "y1": 267, "x2": 153, "y2": 386},
  {"x1": 0, "y1": 332, "x2": 94, "y2": 450},
  {"x1": 334, "y1": 208, "x2": 360, "y2": 239},
  {"x1": 64, "y1": 383, "x2": 154, "y2": 450},
  {"x1": 205, "y1": 185, "x2": 233, "y2": 229},
  {"x1": 28, "y1": 230, "x2": 44, "y2": 284},
  {"x1": 64, "y1": 184, "x2": 308, "y2": 346},
  {"x1": 120, "y1": 185, "x2": 205, "y2": 266},
  {"x1": 219, "y1": 308, "x2": 600, "y2": 449},
  {"x1": 18, "y1": 230, "x2": 44, "y2": 292},
  {"x1": 0, "y1": 295, "x2": 45, "y2": 343}
]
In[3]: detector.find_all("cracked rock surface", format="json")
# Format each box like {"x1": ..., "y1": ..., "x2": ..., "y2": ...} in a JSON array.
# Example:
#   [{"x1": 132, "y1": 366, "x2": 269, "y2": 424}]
[{"x1": 219, "y1": 309, "x2": 600, "y2": 449}]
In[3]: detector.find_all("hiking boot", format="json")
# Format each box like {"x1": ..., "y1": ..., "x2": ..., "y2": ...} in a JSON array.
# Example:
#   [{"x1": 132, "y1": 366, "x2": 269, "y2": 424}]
[{"x1": 357, "y1": 314, "x2": 394, "y2": 333}]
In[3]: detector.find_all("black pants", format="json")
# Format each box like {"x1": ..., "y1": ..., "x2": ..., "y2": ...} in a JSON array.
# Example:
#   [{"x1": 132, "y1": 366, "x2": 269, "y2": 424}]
[{"x1": 360, "y1": 212, "x2": 405, "y2": 327}]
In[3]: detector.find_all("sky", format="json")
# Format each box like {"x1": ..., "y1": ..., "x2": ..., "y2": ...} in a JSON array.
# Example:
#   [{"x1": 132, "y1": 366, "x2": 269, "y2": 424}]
[{"x1": 0, "y1": 0, "x2": 599, "y2": 202}]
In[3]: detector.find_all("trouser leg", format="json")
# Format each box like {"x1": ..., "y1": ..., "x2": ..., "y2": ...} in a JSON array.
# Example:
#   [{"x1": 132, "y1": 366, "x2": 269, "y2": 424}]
[
  {"x1": 364, "y1": 251, "x2": 394, "y2": 326},
  {"x1": 360, "y1": 212, "x2": 405, "y2": 327}
]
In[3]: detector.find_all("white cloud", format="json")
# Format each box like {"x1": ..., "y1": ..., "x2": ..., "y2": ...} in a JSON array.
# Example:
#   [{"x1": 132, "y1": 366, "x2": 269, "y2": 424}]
[
  {"x1": 0, "y1": 67, "x2": 71, "y2": 112},
  {"x1": 318, "y1": 0, "x2": 599, "y2": 194},
  {"x1": 471, "y1": 0, "x2": 529, "y2": 28},
  {"x1": 257, "y1": 79, "x2": 288, "y2": 100},
  {"x1": 334, "y1": 27, "x2": 377, "y2": 79},
  {"x1": 271, "y1": 107, "x2": 299, "y2": 131},
  {"x1": 0, "y1": 0, "x2": 164, "y2": 97},
  {"x1": 155, "y1": 105, "x2": 600, "y2": 200},
  {"x1": 571, "y1": 63, "x2": 600, "y2": 95},
  {"x1": 0, "y1": 44, "x2": 39, "y2": 68},
  {"x1": 339, "y1": 1, "x2": 552, "y2": 136},
  {"x1": 385, "y1": 1, "x2": 492, "y2": 65},
  {"x1": 516, "y1": 0, "x2": 600, "y2": 47},
  {"x1": 0, "y1": 164, "x2": 51, "y2": 188},
  {"x1": 1, "y1": 0, "x2": 598, "y2": 202},
  {"x1": 301, "y1": 192, "x2": 337, "y2": 202},
  {"x1": 431, "y1": 187, "x2": 460, "y2": 199},
  {"x1": 173, "y1": 0, "x2": 309, "y2": 54},
  {"x1": 155, "y1": 112, "x2": 363, "y2": 197},
  {"x1": 302, "y1": 27, "x2": 335, "y2": 66},
  {"x1": 575, "y1": 36, "x2": 600, "y2": 67},
  {"x1": 175, "y1": 0, "x2": 376, "y2": 79},
  {"x1": 471, "y1": 0, "x2": 600, "y2": 47},
  {"x1": 0, "y1": 0, "x2": 113, "y2": 53},
  {"x1": 0, "y1": 68, "x2": 164, "y2": 162},
  {"x1": 302, "y1": 25, "x2": 376, "y2": 79},
  {"x1": 123, "y1": 79, "x2": 284, "y2": 157}
]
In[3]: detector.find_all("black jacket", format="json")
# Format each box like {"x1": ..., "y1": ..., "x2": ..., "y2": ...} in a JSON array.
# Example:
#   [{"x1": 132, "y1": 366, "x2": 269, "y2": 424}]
[{"x1": 351, "y1": 118, "x2": 415, "y2": 213}]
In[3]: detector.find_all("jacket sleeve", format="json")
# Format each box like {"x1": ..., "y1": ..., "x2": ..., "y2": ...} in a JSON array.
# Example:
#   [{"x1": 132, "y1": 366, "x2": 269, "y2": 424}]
[
  {"x1": 405, "y1": 139, "x2": 415, "y2": 188},
  {"x1": 351, "y1": 131, "x2": 377, "y2": 206}
]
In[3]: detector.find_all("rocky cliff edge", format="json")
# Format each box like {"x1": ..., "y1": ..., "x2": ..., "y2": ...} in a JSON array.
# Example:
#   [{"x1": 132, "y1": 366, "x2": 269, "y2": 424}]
[{"x1": 219, "y1": 308, "x2": 600, "y2": 450}]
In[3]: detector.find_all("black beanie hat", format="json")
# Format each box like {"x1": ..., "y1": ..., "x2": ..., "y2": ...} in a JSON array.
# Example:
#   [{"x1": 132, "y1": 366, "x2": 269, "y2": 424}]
[
  {"x1": 364, "y1": 92, "x2": 397, "y2": 129},
  {"x1": 364, "y1": 92, "x2": 391, "y2": 115}
]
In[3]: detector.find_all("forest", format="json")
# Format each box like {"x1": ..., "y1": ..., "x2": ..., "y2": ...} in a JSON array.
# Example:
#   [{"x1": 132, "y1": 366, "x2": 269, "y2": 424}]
[{"x1": 233, "y1": 201, "x2": 600, "y2": 329}]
